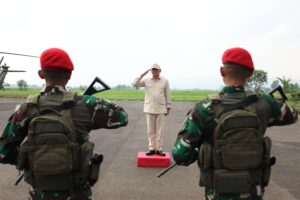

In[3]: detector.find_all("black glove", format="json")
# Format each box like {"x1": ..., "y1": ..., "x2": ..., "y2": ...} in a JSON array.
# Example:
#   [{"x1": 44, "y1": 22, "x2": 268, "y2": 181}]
[
  {"x1": 283, "y1": 106, "x2": 298, "y2": 124},
  {"x1": 0, "y1": 153, "x2": 18, "y2": 165},
  {"x1": 172, "y1": 151, "x2": 197, "y2": 166}
]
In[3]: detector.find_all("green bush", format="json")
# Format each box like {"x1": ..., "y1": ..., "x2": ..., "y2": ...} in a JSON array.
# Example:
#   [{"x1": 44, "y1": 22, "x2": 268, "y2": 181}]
[{"x1": 290, "y1": 90, "x2": 300, "y2": 100}]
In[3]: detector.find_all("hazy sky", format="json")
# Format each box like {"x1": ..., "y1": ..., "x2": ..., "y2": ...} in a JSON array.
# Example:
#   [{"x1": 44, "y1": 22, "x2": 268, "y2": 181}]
[{"x1": 1, "y1": 0, "x2": 299, "y2": 89}]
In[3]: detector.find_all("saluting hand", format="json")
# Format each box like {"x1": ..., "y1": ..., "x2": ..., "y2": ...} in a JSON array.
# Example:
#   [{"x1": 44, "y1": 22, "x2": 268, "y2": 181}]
[{"x1": 141, "y1": 69, "x2": 151, "y2": 77}]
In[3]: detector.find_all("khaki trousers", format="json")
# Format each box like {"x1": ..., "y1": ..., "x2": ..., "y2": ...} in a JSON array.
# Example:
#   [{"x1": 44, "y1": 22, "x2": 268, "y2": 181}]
[{"x1": 146, "y1": 113, "x2": 165, "y2": 150}]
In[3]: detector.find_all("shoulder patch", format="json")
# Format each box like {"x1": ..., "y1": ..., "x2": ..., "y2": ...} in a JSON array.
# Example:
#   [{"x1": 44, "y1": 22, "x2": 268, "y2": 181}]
[
  {"x1": 26, "y1": 94, "x2": 39, "y2": 104},
  {"x1": 14, "y1": 104, "x2": 22, "y2": 112},
  {"x1": 202, "y1": 98, "x2": 212, "y2": 110},
  {"x1": 82, "y1": 95, "x2": 97, "y2": 107},
  {"x1": 208, "y1": 94, "x2": 221, "y2": 102},
  {"x1": 193, "y1": 99, "x2": 214, "y2": 121}
]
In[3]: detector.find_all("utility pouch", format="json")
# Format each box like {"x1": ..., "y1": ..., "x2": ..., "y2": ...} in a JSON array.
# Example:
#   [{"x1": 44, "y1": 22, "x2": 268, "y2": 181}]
[
  {"x1": 78, "y1": 141, "x2": 94, "y2": 178},
  {"x1": 16, "y1": 151, "x2": 26, "y2": 171},
  {"x1": 198, "y1": 142, "x2": 213, "y2": 187},
  {"x1": 220, "y1": 128, "x2": 264, "y2": 170},
  {"x1": 89, "y1": 154, "x2": 103, "y2": 186},
  {"x1": 262, "y1": 136, "x2": 274, "y2": 186},
  {"x1": 198, "y1": 142, "x2": 212, "y2": 170},
  {"x1": 16, "y1": 142, "x2": 31, "y2": 171},
  {"x1": 214, "y1": 170, "x2": 251, "y2": 194},
  {"x1": 199, "y1": 170, "x2": 213, "y2": 187},
  {"x1": 24, "y1": 169, "x2": 34, "y2": 186},
  {"x1": 34, "y1": 174, "x2": 72, "y2": 191}
]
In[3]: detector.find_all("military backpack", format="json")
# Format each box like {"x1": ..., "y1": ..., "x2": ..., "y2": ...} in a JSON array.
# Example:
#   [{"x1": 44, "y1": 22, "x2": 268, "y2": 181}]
[
  {"x1": 198, "y1": 93, "x2": 273, "y2": 194},
  {"x1": 17, "y1": 92, "x2": 96, "y2": 191}
]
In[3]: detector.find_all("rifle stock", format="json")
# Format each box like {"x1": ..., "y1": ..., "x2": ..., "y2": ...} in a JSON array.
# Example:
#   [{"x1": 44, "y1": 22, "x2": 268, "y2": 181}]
[
  {"x1": 269, "y1": 86, "x2": 288, "y2": 103},
  {"x1": 83, "y1": 77, "x2": 111, "y2": 95}
]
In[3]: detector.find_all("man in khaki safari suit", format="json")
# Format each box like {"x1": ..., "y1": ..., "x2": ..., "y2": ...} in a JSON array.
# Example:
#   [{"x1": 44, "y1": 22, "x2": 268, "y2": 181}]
[{"x1": 132, "y1": 63, "x2": 171, "y2": 156}]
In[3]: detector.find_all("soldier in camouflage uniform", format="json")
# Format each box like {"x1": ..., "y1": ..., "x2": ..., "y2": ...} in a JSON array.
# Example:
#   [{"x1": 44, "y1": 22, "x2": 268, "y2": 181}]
[
  {"x1": 172, "y1": 47, "x2": 298, "y2": 200},
  {"x1": 0, "y1": 48, "x2": 128, "y2": 200}
]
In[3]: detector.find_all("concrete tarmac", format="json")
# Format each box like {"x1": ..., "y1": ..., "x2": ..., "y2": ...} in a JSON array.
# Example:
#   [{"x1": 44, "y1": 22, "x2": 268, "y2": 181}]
[{"x1": 0, "y1": 99, "x2": 299, "y2": 200}]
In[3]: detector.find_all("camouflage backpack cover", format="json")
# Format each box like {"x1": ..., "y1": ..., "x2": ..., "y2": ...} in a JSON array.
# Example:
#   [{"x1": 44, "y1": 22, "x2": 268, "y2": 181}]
[
  {"x1": 17, "y1": 92, "x2": 95, "y2": 191},
  {"x1": 198, "y1": 93, "x2": 273, "y2": 194}
]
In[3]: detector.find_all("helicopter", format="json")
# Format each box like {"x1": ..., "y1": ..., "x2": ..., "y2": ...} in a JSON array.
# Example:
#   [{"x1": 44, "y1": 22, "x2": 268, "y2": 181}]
[{"x1": 0, "y1": 52, "x2": 39, "y2": 90}]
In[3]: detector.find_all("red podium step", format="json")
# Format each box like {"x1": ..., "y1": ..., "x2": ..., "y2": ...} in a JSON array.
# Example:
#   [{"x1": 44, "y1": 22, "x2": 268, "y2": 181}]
[{"x1": 137, "y1": 151, "x2": 171, "y2": 167}]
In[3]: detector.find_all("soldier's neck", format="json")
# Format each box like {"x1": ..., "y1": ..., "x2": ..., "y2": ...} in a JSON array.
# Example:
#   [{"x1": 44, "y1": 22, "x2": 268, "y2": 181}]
[
  {"x1": 45, "y1": 80, "x2": 67, "y2": 89},
  {"x1": 224, "y1": 78, "x2": 245, "y2": 87}
]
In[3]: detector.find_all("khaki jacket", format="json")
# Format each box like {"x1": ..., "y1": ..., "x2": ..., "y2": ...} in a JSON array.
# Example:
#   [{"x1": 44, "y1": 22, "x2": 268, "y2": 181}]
[{"x1": 132, "y1": 75, "x2": 171, "y2": 114}]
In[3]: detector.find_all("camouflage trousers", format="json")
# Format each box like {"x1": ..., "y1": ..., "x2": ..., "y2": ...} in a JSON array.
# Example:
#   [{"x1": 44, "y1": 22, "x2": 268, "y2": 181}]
[{"x1": 28, "y1": 185, "x2": 92, "y2": 200}]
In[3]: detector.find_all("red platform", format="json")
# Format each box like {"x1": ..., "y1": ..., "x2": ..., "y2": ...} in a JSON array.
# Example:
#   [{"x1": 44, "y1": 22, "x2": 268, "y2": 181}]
[{"x1": 136, "y1": 151, "x2": 171, "y2": 168}]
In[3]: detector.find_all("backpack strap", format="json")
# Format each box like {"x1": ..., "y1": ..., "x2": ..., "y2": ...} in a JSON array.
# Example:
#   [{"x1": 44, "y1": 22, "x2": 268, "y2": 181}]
[
  {"x1": 24, "y1": 94, "x2": 41, "y2": 123},
  {"x1": 26, "y1": 92, "x2": 77, "y2": 112},
  {"x1": 22, "y1": 92, "x2": 77, "y2": 129},
  {"x1": 203, "y1": 94, "x2": 258, "y2": 141},
  {"x1": 217, "y1": 94, "x2": 258, "y2": 117},
  {"x1": 53, "y1": 92, "x2": 77, "y2": 111}
]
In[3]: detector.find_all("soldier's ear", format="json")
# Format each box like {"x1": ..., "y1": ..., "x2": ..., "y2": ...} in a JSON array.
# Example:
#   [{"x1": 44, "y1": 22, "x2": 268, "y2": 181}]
[
  {"x1": 38, "y1": 70, "x2": 45, "y2": 79},
  {"x1": 66, "y1": 72, "x2": 72, "y2": 80},
  {"x1": 220, "y1": 67, "x2": 225, "y2": 77}
]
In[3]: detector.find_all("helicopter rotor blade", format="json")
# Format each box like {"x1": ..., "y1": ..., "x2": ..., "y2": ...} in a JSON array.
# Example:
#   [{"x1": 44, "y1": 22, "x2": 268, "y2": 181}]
[
  {"x1": 7, "y1": 70, "x2": 26, "y2": 72},
  {"x1": 0, "y1": 56, "x2": 3, "y2": 66},
  {"x1": 0, "y1": 52, "x2": 39, "y2": 58}
]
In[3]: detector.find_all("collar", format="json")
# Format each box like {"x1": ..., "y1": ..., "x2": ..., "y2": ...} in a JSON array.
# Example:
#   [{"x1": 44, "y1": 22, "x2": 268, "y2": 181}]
[
  {"x1": 41, "y1": 85, "x2": 67, "y2": 94},
  {"x1": 221, "y1": 86, "x2": 245, "y2": 94}
]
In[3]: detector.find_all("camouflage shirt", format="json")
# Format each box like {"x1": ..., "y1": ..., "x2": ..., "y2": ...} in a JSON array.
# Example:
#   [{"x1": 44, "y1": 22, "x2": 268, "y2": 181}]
[
  {"x1": 0, "y1": 86, "x2": 128, "y2": 199},
  {"x1": 172, "y1": 86, "x2": 298, "y2": 200}
]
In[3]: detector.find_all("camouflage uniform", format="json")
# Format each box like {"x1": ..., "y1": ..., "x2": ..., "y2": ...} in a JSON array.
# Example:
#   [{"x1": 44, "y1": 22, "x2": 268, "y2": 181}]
[
  {"x1": 172, "y1": 86, "x2": 298, "y2": 200},
  {"x1": 0, "y1": 86, "x2": 128, "y2": 200}
]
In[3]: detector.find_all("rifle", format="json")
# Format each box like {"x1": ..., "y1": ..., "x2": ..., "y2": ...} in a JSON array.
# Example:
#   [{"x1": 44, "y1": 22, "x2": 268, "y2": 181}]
[
  {"x1": 269, "y1": 85, "x2": 288, "y2": 103},
  {"x1": 15, "y1": 174, "x2": 24, "y2": 185},
  {"x1": 157, "y1": 163, "x2": 177, "y2": 178},
  {"x1": 83, "y1": 77, "x2": 111, "y2": 95}
]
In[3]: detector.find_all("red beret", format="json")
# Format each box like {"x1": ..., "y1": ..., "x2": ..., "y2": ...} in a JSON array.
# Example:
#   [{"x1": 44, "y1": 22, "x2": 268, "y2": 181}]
[
  {"x1": 222, "y1": 47, "x2": 254, "y2": 72},
  {"x1": 40, "y1": 48, "x2": 74, "y2": 71}
]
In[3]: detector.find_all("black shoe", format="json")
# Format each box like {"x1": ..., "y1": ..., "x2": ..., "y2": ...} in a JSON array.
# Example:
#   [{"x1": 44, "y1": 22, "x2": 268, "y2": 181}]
[
  {"x1": 146, "y1": 150, "x2": 156, "y2": 156},
  {"x1": 156, "y1": 150, "x2": 166, "y2": 156}
]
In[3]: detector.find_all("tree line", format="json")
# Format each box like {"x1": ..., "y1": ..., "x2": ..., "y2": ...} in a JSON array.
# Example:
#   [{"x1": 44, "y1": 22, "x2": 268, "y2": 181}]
[
  {"x1": 7, "y1": 70, "x2": 300, "y2": 100},
  {"x1": 245, "y1": 70, "x2": 300, "y2": 99}
]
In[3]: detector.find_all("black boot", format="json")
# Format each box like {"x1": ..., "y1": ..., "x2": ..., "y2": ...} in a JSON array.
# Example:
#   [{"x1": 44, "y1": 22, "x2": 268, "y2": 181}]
[
  {"x1": 156, "y1": 150, "x2": 166, "y2": 156},
  {"x1": 146, "y1": 150, "x2": 156, "y2": 156}
]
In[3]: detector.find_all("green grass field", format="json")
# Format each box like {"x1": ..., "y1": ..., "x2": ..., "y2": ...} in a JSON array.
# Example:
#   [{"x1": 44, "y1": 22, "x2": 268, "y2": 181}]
[
  {"x1": 0, "y1": 89, "x2": 299, "y2": 111},
  {"x1": 0, "y1": 89, "x2": 216, "y2": 101},
  {"x1": 95, "y1": 89, "x2": 215, "y2": 101}
]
